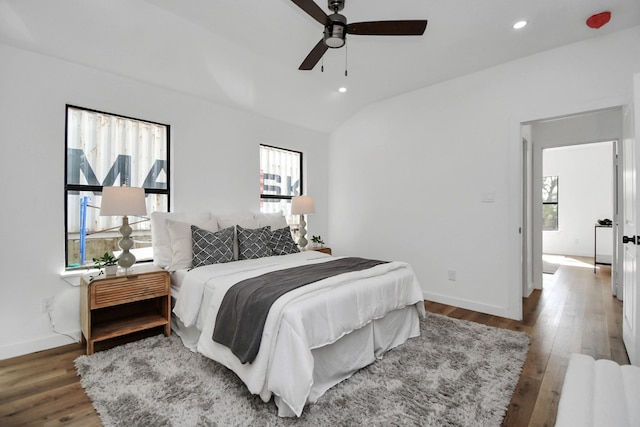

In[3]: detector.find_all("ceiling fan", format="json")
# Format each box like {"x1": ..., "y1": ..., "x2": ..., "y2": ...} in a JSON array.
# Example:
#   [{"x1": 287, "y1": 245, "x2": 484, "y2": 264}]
[{"x1": 291, "y1": 0, "x2": 428, "y2": 70}]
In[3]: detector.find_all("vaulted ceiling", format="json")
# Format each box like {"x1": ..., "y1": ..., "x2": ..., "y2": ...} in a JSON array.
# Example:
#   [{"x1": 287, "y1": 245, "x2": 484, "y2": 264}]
[{"x1": 1, "y1": 0, "x2": 639, "y2": 132}]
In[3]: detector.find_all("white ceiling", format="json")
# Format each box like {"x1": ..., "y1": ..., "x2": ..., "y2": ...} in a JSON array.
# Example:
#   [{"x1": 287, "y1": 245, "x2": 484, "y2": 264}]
[{"x1": 1, "y1": 0, "x2": 639, "y2": 133}]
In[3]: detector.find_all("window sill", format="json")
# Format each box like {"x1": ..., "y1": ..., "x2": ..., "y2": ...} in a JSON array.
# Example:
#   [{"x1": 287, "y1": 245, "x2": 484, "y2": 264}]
[
  {"x1": 61, "y1": 261, "x2": 156, "y2": 287},
  {"x1": 60, "y1": 269, "x2": 92, "y2": 287}
]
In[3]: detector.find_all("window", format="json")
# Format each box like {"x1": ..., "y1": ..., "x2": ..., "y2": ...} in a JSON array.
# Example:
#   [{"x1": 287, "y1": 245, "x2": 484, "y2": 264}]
[
  {"x1": 65, "y1": 105, "x2": 170, "y2": 268},
  {"x1": 542, "y1": 176, "x2": 559, "y2": 231},
  {"x1": 259, "y1": 145, "x2": 302, "y2": 226}
]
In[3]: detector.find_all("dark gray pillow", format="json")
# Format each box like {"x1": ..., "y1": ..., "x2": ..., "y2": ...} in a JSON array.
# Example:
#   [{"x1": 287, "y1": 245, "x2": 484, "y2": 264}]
[
  {"x1": 237, "y1": 225, "x2": 272, "y2": 260},
  {"x1": 269, "y1": 226, "x2": 300, "y2": 256},
  {"x1": 191, "y1": 225, "x2": 234, "y2": 268}
]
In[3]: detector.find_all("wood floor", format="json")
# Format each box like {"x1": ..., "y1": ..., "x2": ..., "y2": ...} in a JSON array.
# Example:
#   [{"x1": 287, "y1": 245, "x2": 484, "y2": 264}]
[
  {"x1": 0, "y1": 256, "x2": 628, "y2": 426},
  {"x1": 428, "y1": 257, "x2": 628, "y2": 426}
]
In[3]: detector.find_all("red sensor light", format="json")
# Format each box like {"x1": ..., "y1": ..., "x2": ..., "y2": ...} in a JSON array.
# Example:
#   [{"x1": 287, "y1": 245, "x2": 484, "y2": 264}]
[{"x1": 586, "y1": 11, "x2": 611, "y2": 29}]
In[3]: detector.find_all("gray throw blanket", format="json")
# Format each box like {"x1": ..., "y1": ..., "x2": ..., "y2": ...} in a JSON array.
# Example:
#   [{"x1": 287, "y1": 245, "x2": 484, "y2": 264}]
[{"x1": 212, "y1": 257, "x2": 388, "y2": 364}]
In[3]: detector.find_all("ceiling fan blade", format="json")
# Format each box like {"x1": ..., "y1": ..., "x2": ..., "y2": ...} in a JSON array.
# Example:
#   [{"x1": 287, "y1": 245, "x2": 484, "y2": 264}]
[
  {"x1": 347, "y1": 20, "x2": 428, "y2": 36},
  {"x1": 299, "y1": 39, "x2": 329, "y2": 70},
  {"x1": 291, "y1": 0, "x2": 328, "y2": 25}
]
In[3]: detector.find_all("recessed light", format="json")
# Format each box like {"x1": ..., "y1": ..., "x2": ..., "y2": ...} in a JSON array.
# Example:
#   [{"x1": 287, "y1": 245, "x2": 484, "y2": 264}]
[
  {"x1": 513, "y1": 20, "x2": 527, "y2": 29},
  {"x1": 338, "y1": 87, "x2": 347, "y2": 93}
]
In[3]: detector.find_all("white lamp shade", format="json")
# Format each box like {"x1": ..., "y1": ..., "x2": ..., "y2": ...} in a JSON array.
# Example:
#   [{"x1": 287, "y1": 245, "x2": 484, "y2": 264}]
[
  {"x1": 100, "y1": 186, "x2": 147, "y2": 216},
  {"x1": 291, "y1": 195, "x2": 315, "y2": 215}
]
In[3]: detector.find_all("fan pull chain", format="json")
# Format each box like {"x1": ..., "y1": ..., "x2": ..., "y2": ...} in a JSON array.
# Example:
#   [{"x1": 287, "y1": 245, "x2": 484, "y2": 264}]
[
  {"x1": 344, "y1": 42, "x2": 348, "y2": 77},
  {"x1": 321, "y1": 57, "x2": 324, "y2": 73}
]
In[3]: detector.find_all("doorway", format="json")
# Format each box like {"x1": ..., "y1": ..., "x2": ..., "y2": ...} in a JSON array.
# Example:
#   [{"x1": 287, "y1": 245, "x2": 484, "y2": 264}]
[
  {"x1": 541, "y1": 142, "x2": 615, "y2": 289},
  {"x1": 521, "y1": 107, "x2": 623, "y2": 298}
]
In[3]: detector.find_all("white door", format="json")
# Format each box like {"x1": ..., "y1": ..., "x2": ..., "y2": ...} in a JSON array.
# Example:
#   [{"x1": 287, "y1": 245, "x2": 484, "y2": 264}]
[
  {"x1": 622, "y1": 74, "x2": 640, "y2": 366},
  {"x1": 614, "y1": 141, "x2": 623, "y2": 298}
]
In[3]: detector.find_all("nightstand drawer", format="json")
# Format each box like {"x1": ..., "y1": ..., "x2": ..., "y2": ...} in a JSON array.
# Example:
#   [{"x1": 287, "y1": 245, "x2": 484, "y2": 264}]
[{"x1": 91, "y1": 272, "x2": 169, "y2": 308}]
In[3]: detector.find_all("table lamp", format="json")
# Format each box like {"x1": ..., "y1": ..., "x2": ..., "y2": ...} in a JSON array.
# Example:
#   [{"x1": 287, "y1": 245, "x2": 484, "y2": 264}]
[
  {"x1": 291, "y1": 195, "x2": 315, "y2": 249},
  {"x1": 100, "y1": 186, "x2": 147, "y2": 270}
]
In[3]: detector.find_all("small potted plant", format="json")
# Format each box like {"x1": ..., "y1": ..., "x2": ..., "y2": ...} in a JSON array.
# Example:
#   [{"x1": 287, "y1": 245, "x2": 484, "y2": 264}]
[
  {"x1": 92, "y1": 252, "x2": 119, "y2": 277},
  {"x1": 311, "y1": 235, "x2": 325, "y2": 248}
]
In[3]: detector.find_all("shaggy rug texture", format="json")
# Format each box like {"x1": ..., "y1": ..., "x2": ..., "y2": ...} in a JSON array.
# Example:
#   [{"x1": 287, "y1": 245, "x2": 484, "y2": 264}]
[{"x1": 75, "y1": 312, "x2": 530, "y2": 426}]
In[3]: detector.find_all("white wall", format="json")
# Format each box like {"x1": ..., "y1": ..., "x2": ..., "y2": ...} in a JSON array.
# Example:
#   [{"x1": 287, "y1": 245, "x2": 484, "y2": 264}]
[
  {"x1": 542, "y1": 143, "x2": 614, "y2": 258},
  {"x1": 328, "y1": 26, "x2": 640, "y2": 319},
  {"x1": 0, "y1": 43, "x2": 329, "y2": 360}
]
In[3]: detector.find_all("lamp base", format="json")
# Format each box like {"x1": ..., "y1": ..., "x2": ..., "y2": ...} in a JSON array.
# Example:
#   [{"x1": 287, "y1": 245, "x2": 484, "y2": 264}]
[
  {"x1": 298, "y1": 215, "x2": 308, "y2": 249},
  {"x1": 117, "y1": 216, "x2": 136, "y2": 270}
]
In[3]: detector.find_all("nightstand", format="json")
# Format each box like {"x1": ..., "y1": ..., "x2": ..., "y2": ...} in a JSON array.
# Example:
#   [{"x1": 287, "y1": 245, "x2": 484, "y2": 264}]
[
  {"x1": 80, "y1": 265, "x2": 171, "y2": 355},
  {"x1": 311, "y1": 247, "x2": 332, "y2": 255}
]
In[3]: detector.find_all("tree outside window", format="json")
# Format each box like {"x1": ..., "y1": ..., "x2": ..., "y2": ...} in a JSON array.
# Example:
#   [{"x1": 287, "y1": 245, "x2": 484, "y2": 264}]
[{"x1": 542, "y1": 176, "x2": 559, "y2": 231}]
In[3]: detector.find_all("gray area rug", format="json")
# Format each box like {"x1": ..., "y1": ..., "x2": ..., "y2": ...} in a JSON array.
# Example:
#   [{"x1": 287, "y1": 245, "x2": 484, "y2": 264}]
[
  {"x1": 543, "y1": 260, "x2": 560, "y2": 275},
  {"x1": 75, "y1": 312, "x2": 530, "y2": 426}
]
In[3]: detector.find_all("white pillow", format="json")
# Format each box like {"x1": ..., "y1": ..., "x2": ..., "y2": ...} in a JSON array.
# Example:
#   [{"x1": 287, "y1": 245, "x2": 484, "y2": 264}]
[
  {"x1": 150, "y1": 211, "x2": 210, "y2": 268},
  {"x1": 216, "y1": 214, "x2": 260, "y2": 260},
  {"x1": 166, "y1": 217, "x2": 219, "y2": 271},
  {"x1": 217, "y1": 214, "x2": 259, "y2": 230},
  {"x1": 255, "y1": 211, "x2": 288, "y2": 230}
]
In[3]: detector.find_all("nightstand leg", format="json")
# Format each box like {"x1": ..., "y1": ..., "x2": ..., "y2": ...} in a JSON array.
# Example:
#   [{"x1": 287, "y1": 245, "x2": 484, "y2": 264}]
[{"x1": 164, "y1": 295, "x2": 171, "y2": 336}]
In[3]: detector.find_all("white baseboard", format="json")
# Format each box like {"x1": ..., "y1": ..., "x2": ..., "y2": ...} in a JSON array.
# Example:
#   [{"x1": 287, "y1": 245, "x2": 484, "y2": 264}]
[
  {"x1": 0, "y1": 330, "x2": 81, "y2": 361},
  {"x1": 423, "y1": 291, "x2": 514, "y2": 320}
]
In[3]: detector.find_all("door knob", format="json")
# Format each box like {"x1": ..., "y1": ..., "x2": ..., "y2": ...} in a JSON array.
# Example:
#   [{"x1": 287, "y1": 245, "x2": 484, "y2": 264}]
[{"x1": 623, "y1": 235, "x2": 637, "y2": 244}]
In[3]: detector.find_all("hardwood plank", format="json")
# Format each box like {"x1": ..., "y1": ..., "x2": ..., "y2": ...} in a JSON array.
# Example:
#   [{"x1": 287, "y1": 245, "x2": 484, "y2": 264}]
[
  {"x1": 0, "y1": 255, "x2": 627, "y2": 426},
  {"x1": 528, "y1": 353, "x2": 568, "y2": 427}
]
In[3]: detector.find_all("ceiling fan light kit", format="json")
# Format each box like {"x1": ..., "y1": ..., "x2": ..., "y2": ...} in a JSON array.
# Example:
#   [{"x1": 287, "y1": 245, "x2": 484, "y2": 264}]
[
  {"x1": 324, "y1": 13, "x2": 346, "y2": 48},
  {"x1": 292, "y1": 0, "x2": 428, "y2": 71}
]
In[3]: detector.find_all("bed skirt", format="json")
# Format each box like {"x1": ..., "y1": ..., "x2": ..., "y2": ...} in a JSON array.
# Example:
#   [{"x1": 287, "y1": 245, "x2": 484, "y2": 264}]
[{"x1": 171, "y1": 304, "x2": 420, "y2": 416}]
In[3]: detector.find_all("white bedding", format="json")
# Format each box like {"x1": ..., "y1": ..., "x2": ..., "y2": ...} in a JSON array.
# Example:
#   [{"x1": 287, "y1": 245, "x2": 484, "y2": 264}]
[
  {"x1": 172, "y1": 251, "x2": 425, "y2": 417},
  {"x1": 169, "y1": 268, "x2": 189, "y2": 298}
]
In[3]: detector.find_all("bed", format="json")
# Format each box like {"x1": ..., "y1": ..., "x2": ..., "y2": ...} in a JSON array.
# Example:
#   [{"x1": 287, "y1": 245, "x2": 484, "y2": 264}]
[{"x1": 151, "y1": 210, "x2": 425, "y2": 417}]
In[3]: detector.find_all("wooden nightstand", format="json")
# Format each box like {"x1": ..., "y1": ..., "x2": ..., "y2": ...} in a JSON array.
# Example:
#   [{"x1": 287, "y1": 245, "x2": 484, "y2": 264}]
[
  {"x1": 80, "y1": 265, "x2": 171, "y2": 355},
  {"x1": 311, "y1": 247, "x2": 332, "y2": 255}
]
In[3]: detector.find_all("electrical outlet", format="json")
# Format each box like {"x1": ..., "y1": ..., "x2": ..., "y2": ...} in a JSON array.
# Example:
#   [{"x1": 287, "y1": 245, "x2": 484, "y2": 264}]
[
  {"x1": 447, "y1": 270, "x2": 456, "y2": 281},
  {"x1": 481, "y1": 192, "x2": 495, "y2": 203},
  {"x1": 41, "y1": 296, "x2": 54, "y2": 313}
]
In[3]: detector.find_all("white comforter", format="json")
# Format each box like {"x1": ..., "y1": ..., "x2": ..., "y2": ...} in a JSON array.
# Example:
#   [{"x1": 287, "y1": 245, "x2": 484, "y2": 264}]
[{"x1": 172, "y1": 251, "x2": 425, "y2": 416}]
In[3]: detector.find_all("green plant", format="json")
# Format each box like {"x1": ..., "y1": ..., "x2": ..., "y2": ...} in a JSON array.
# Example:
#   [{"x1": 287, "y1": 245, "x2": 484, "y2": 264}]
[
  {"x1": 311, "y1": 235, "x2": 324, "y2": 245},
  {"x1": 93, "y1": 252, "x2": 118, "y2": 267},
  {"x1": 89, "y1": 252, "x2": 119, "y2": 281}
]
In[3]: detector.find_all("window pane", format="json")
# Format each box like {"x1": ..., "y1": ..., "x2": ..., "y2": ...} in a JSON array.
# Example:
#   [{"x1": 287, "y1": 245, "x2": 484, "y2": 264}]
[
  {"x1": 542, "y1": 176, "x2": 559, "y2": 231},
  {"x1": 66, "y1": 191, "x2": 167, "y2": 267},
  {"x1": 542, "y1": 176, "x2": 558, "y2": 203},
  {"x1": 259, "y1": 145, "x2": 301, "y2": 198},
  {"x1": 65, "y1": 106, "x2": 169, "y2": 268},
  {"x1": 66, "y1": 107, "x2": 168, "y2": 190},
  {"x1": 542, "y1": 204, "x2": 558, "y2": 231},
  {"x1": 259, "y1": 145, "x2": 302, "y2": 227}
]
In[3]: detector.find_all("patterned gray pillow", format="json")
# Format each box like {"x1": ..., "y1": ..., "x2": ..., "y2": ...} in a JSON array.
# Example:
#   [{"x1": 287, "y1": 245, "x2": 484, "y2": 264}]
[
  {"x1": 191, "y1": 225, "x2": 234, "y2": 268},
  {"x1": 269, "y1": 226, "x2": 300, "y2": 256},
  {"x1": 237, "y1": 225, "x2": 272, "y2": 260}
]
